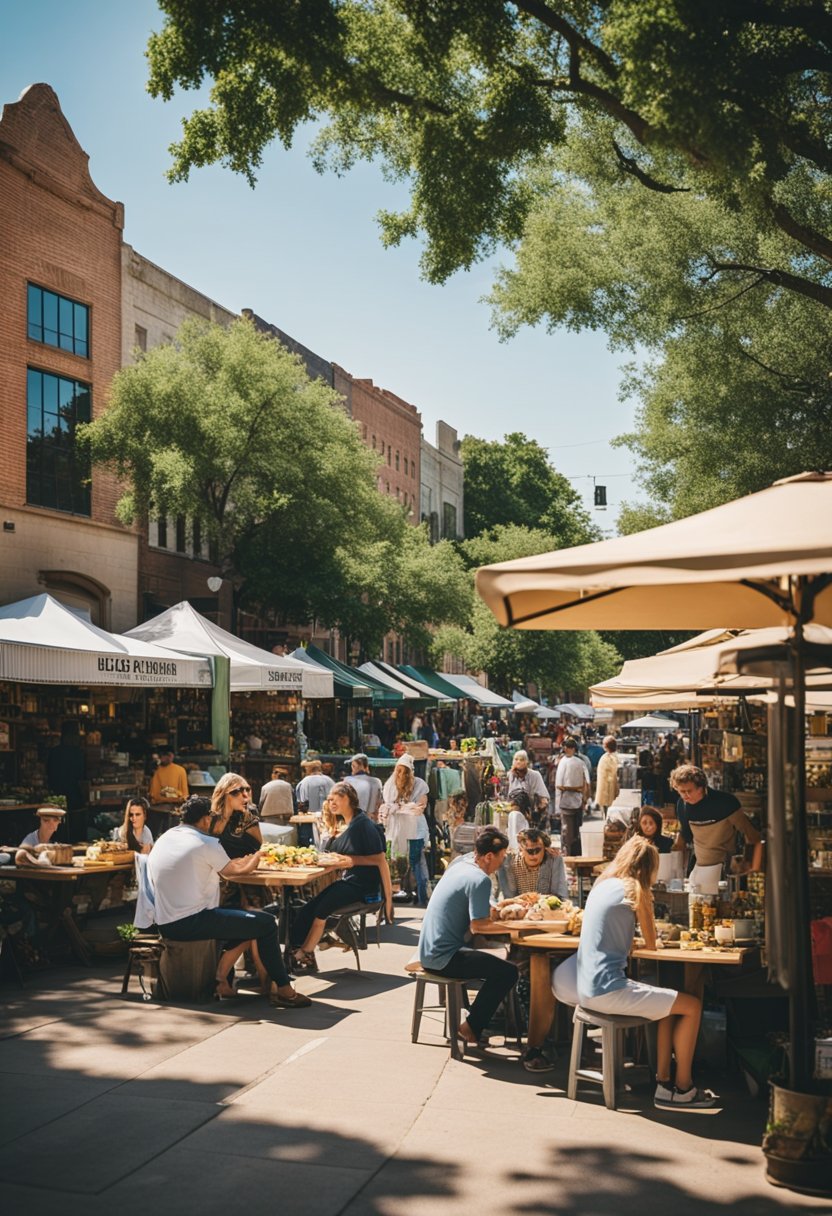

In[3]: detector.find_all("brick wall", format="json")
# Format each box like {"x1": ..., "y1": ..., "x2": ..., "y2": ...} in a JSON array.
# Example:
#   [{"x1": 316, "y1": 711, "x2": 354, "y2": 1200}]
[
  {"x1": 0, "y1": 83, "x2": 137, "y2": 623},
  {"x1": 333, "y1": 366, "x2": 421, "y2": 522}
]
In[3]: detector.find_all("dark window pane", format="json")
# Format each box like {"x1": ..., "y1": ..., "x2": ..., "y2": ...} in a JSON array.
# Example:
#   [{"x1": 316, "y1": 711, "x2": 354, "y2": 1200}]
[
  {"x1": 59, "y1": 297, "x2": 74, "y2": 348},
  {"x1": 175, "y1": 515, "x2": 187, "y2": 552},
  {"x1": 74, "y1": 304, "x2": 88, "y2": 356},
  {"x1": 157, "y1": 516, "x2": 168, "y2": 548},
  {"x1": 42, "y1": 374, "x2": 58, "y2": 418},
  {"x1": 27, "y1": 285, "x2": 43, "y2": 341},
  {"x1": 192, "y1": 517, "x2": 202, "y2": 557},
  {"x1": 27, "y1": 368, "x2": 41, "y2": 411},
  {"x1": 42, "y1": 291, "x2": 58, "y2": 345},
  {"x1": 74, "y1": 385, "x2": 91, "y2": 422}
]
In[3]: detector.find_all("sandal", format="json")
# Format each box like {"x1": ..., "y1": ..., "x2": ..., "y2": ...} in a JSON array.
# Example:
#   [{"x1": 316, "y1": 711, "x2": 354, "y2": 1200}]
[
  {"x1": 289, "y1": 948, "x2": 318, "y2": 973},
  {"x1": 213, "y1": 978, "x2": 239, "y2": 1001}
]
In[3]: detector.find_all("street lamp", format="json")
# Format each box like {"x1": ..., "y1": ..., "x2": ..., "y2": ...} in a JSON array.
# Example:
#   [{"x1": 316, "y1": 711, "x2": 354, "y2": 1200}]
[{"x1": 207, "y1": 576, "x2": 223, "y2": 593}]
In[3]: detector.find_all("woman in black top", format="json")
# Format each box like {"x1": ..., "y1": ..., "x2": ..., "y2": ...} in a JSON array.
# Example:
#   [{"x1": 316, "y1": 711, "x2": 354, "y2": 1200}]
[
  {"x1": 289, "y1": 782, "x2": 393, "y2": 971},
  {"x1": 630, "y1": 806, "x2": 674, "y2": 854}
]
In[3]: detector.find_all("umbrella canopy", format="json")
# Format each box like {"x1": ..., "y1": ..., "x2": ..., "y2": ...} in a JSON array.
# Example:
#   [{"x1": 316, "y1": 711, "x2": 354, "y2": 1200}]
[
  {"x1": 0, "y1": 594, "x2": 213, "y2": 687},
  {"x1": 290, "y1": 648, "x2": 372, "y2": 701},
  {"x1": 127, "y1": 602, "x2": 332, "y2": 698},
  {"x1": 477, "y1": 471, "x2": 832, "y2": 631},
  {"x1": 620, "y1": 714, "x2": 680, "y2": 731},
  {"x1": 437, "y1": 672, "x2": 515, "y2": 708},
  {"x1": 553, "y1": 702, "x2": 595, "y2": 719}
]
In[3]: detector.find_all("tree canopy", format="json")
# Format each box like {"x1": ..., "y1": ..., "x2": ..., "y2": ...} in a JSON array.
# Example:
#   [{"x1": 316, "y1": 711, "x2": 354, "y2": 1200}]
[
  {"x1": 147, "y1": 1, "x2": 832, "y2": 306},
  {"x1": 432, "y1": 525, "x2": 621, "y2": 695},
  {"x1": 460, "y1": 432, "x2": 596, "y2": 545},
  {"x1": 81, "y1": 317, "x2": 469, "y2": 656}
]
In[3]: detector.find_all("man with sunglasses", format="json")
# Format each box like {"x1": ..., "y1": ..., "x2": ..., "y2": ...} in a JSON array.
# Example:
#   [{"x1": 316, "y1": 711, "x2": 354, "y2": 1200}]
[{"x1": 495, "y1": 828, "x2": 567, "y2": 1073}]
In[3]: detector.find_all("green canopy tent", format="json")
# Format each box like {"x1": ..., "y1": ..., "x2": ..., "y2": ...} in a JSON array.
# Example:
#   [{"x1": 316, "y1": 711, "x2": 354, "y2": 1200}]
[
  {"x1": 302, "y1": 644, "x2": 403, "y2": 708},
  {"x1": 290, "y1": 647, "x2": 373, "y2": 701}
]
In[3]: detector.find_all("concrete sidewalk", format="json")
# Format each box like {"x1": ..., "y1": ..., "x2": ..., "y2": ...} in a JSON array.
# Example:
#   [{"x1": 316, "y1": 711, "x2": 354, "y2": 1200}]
[{"x1": 0, "y1": 908, "x2": 828, "y2": 1216}]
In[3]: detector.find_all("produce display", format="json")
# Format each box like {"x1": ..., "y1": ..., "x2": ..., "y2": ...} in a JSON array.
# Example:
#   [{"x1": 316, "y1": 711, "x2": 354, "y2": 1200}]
[
  {"x1": 257, "y1": 843, "x2": 343, "y2": 869},
  {"x1": 494, "y1": 892, "x2": 583, "y2": 933},
  {"x1": 459, "y1": 738, "x2": 479, "y2": 754}
]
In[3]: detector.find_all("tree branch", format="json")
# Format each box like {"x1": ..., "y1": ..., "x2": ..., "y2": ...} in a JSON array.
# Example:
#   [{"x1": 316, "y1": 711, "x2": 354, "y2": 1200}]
[
  {"x1": 725, "y1": 2, "x2": 832, "y2": 50},
  {"x1": 706, "y1": 258, "x2": 832, "y2": 309},
  {"x1": 734, "y1": 344, "x2": 820, "y2": 394},
  {"x1": 771, "y1": 202, "x2": 832, "y2": 266},
  {"x1": 512, "y1": 0, "x2": 620, "y2": 80},
  {"x1": 611, "y1": 140, "x2": 690, "y2": 193}
]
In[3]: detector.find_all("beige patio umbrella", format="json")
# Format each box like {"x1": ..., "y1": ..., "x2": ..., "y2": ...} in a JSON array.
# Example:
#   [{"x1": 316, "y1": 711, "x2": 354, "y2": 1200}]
[
  {"x1": 476, "y1": 472, "x2": 832, "y2": 631},
  {"x1": 476, "y1": 471, "x2": 832, "y2": 1096}
]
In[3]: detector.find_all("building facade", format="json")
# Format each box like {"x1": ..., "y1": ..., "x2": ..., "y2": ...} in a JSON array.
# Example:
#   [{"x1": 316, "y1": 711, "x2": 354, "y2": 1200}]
[
  {"x1": 0, "y1": 84, "x2": 137, "y2": 630},
  {"x1": 420, "y1": 421, "x2": 464, "y2": 542},
  {"x1": 334, "y1": 366, "x2": 421, "y2": 521},
  {"x1": 122, "y1": 245, "x2": 237, "y2": 627}
]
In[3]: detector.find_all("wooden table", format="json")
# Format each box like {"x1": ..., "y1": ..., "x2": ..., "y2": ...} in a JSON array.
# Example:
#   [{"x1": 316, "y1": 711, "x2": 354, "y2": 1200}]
[
  {"x1": 563, "y1": 856, "x2": 605, "y2": 906},
  {"x1": 0, "y1": 860, "x2": 136, "y2": 965},
  {"x1": 223, "y1": 861, "x2": 340, "y2": 944},
  {"x1": 519, "y1": 933, "x2": 759, "y2": 1049}
]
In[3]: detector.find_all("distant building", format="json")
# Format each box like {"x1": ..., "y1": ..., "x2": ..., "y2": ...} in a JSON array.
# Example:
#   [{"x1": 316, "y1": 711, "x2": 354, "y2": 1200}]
[
  {"x1": 421, "y1": 421, "x2": 464, "y2": 541},
  {"x1": 334, "y1": 367, "x2": 421, "y2": 522},
  {"x1": 0, "y1": 84, "x2": 136, "y2": 629}
]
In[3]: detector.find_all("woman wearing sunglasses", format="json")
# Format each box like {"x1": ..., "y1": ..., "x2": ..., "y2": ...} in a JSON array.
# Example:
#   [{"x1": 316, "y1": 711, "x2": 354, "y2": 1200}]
[{"x1": 208, "y1": 772, "x2": 268, "y2": 997}]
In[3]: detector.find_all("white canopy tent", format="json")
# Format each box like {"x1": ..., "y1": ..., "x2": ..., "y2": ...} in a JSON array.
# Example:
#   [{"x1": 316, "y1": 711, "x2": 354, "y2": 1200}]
[
  {"x1": 358, "y1": 662, "x2": 420, "y2": 700},
  {"x1": 510, "y1": 690, "x2": 560, "y2": 719},
  {"x1": 0, "y1": 594, "x2": 213, "y2": 687},
  {"x1": 437, "y1": 672, "x2": 515, "y2": 708},
  {"x1": 126, "y1": 602, "x2": 333, "y2": 698},
  {"x1": 620, "y1": 714, "x2": 680, "y2": 732}
]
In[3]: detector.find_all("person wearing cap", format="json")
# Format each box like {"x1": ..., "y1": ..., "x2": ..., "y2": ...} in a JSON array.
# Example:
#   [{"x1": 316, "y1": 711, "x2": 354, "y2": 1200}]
[
  {"x1": 381, "y1": 754, "x2": 430, "y2": 904},
  {"x1": 258, "y1": 766, "x2": 295, "y2": 823},
  {"x1": 507, "y1": 751, "x2": 550, "y2": 825},
  {"x1": 345, "y1": 754, "x2": 384, "y2": 821},
  {"x1": 295, "y1": 759, "x2": 334, "y2": 814},
  {"x1": 19, "y1": 807, "x2": 66, "y2": 850},
  {"x1": 555, "y1": 737, "x2": 590, "y2": 856}
]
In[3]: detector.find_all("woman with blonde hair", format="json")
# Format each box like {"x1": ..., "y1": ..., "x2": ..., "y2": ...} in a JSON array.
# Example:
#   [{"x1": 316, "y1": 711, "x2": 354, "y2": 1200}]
[
  {"x1": 552, "y1": 834, "x2": 717, "y2": 1110},
  {"x1": 207, "y1": 773, "x2": 267, "y2": 997}
]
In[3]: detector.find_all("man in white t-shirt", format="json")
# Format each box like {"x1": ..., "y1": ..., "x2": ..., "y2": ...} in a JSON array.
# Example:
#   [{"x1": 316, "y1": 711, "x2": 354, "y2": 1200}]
[
  {"x1": 295, "y1": 760, "x2": 334, "y2": 813},
  {"x1": 555, "y1": 738, "x2": 590, "y2": 856},
  {"x1": 344, "y1": 753, "x2": 384, "y2": 820},
  {"x1": 258, "y1": 765, "x2": 295, "y2": 823},
  {"x1": 147, "y1": 795, "x2": 311, "y2": 1009}
]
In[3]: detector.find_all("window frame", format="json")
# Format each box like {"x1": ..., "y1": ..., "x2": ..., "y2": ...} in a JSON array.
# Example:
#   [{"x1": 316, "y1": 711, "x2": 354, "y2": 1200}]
[
  {"x1": 26, "y1": 365, "x2": 92, "y2": 516},
  {"x1": 27, "y1": 283, "x2": 90, "y2": 359}
]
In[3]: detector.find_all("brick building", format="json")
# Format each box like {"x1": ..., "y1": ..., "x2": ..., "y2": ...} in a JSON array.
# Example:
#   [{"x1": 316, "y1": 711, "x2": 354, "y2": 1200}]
[
  {"x1": 334, "y1": 367, "x2": 421, "y2": 521},
  {"x1": 0, "y1": 84, "x2": 137, "y2": 630}
]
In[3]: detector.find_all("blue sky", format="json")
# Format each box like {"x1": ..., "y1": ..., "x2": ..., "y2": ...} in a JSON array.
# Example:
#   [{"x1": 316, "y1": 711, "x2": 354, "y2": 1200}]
[{"x1": 0, "y1": 0, "x2": 640, "y2": 524}]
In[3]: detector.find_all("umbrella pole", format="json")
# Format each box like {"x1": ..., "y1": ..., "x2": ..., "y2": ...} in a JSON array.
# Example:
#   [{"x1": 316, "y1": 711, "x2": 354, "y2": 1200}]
[{"x1": 789, "y1": 623, "x2": 815, "y2": 1092}]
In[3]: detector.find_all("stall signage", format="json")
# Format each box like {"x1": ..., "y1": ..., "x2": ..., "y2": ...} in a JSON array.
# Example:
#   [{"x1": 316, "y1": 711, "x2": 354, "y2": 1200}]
[
  {"x1": 0, "y1": 644, "x2": 213, "y2": 687},
  {"x1": 266, "y1": 669, "x2": 304, "y2": 687}
]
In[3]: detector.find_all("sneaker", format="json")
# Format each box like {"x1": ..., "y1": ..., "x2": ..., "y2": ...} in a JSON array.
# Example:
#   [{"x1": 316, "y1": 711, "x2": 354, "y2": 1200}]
[
  {"x1": 654, "y1": 1081, "x2": 674, "y2": 1105},
  {"x1": 523, "y1": 1047, "x2": 555, "y2": 1073},
  {"x1": 655, "y1": 1085, "x2": 718, "y2": 1111}
]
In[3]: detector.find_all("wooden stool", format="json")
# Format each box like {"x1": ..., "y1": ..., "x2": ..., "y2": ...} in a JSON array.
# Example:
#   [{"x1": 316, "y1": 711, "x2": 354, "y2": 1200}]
[
  {"x1": 408, "y1": 968, "x2": 469, "y2": 1060},
  {"x1": 567, "y1": 1005, "x2": 652, "y2": 1109},
  {"x1": 156, "y1": 938, "x2": 218, "y2": 1002}
]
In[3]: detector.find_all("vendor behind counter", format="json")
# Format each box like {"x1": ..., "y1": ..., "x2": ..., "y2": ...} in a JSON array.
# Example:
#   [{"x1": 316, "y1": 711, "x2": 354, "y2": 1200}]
[{"x1": 671, "y1": 764, "x2": 763, "y2": 873}]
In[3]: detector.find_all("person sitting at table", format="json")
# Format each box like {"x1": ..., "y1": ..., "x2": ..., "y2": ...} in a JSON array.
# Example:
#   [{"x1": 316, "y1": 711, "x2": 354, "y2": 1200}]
[
  {"x1": 258, "y1": 766, "x2": 295, "y2": 824},
  {"x1": 493, "y1": 826, "x2": 568, "y2": 1071},
  {"x1": 628, "y1": 806, "x2": 674, "y2": 854},
  {"x1": 418, "y1": 826, "x2": 517, "y2": 1052},
  {"x1": 148, "y1": 749, "x2": 189, "y2": 805},
  {"x1": 208, "y1": 773, "x2": 269, "y2": 995},
  {"x1": 114, "y1": 797, "x2": 154, "y2": 854},
  {"x1": 18, "y1": 806, "x2": 66, "y2": 851},
  {"x1": 295, "y1": 759, "x2": 334, "y2": 814},
  {"x1": 147, "y1": 794, "x2": 311, "y2": 1009},
  {"x1": 288, "y1": 782, "x2": 393, "y2": 972},
  {"x1": 552, "y1": 834, "x2": 718, "y2": 1110}
]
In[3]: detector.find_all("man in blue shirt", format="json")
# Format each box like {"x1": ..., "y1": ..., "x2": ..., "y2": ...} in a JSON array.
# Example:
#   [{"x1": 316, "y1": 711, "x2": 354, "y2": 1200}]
[{"x1": 419, "y1": 826, "x2": 516, "y2": 1050}]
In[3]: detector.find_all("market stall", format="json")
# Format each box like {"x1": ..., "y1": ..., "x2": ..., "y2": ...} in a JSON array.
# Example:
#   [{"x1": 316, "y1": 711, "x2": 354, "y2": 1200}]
[
  {"x1": 0, "y1": 594, "x2": 213, "y2": 841},
  {"x1": 127, "y1": 603, "x2": 334, "y2": 794}
]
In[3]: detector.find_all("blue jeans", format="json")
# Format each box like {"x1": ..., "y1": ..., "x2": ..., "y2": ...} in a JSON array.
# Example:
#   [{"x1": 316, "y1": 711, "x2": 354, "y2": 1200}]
[
  {"x1": 159, "y1": 906, "x2": 290, "y2": 987},
  {"x1": 408, "y1": 839, "x2": 429, "y2": 904}
]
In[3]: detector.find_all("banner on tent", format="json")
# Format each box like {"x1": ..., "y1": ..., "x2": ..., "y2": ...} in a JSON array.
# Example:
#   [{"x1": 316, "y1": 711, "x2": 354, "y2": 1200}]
[{"x1": 0, "y1": 645, "x2": 213, "y2": 687}]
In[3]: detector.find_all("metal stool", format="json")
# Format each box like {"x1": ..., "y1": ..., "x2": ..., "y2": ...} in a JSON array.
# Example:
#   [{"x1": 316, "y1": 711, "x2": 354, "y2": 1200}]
[
  {"x1": 408, "y1": 968, "x2": 469, "y2": 1060},
  {"x1": 567, "y1": 1005, "x2": 651, "y2": 1109},
  {"x1": 121, "y1": 937, "x2": 164, "y2": 1001}
]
